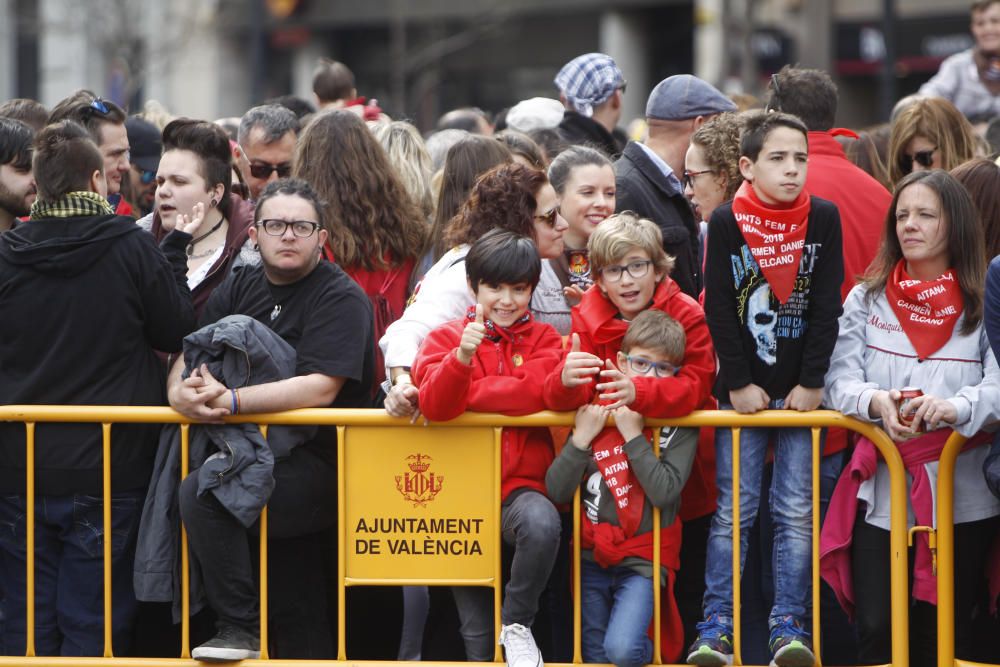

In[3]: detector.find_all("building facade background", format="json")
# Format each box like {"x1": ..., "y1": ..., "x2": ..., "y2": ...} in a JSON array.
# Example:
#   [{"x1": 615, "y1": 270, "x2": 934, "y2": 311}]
[{"x1": 0, "y1": 0, "x2": 982, "y2": 130}]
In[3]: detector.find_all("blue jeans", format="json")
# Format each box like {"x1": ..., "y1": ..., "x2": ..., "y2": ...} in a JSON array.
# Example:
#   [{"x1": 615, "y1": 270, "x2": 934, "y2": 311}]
[
  {"x1": 703, "y1": 401, "x2": 813, "y2": 623},
  {"x1": 0, "y1": 492, "x2": 142, "y2": 656},
  {"x1": 580, "y1": 560, "x2": 653, "y2": 667}
]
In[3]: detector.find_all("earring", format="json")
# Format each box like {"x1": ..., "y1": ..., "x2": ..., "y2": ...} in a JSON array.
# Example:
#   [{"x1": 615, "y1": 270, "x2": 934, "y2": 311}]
[
  {"x1": 253, "y1": 243, "x2": 259, "y2": 251},
  {"x1": 210, "y1": 198, "x2": 218, "y2": 208}
]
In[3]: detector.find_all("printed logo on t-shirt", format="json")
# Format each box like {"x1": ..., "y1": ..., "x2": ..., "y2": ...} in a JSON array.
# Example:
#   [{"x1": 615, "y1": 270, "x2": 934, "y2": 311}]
[{"x1": 730, "y1": 242, "x2": 822, "y2": 365}]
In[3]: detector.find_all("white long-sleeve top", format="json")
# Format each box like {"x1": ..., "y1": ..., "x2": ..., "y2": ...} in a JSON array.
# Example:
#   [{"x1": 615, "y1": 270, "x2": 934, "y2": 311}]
[
  {"x1": 379, "y1": 245, "x2": 473, "y2": 376},
  {"x1": 824, "y1": 284, "x2": 1000, "y2": 529}
]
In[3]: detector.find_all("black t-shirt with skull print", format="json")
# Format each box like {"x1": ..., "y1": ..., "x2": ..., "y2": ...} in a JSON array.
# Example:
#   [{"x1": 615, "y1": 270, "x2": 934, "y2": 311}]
[{"x1": 703, "y1": 196, "x2": 843, "y2": 403}]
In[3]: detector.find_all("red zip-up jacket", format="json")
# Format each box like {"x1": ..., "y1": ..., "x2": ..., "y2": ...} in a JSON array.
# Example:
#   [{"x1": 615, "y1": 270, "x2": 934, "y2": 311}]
[
  {"x1": 544, "y1": 277, "x2": 719, "y2": 519},
  {"x1": 413, "y1": 313, "x2": 565, "y2": 501},
  {"x1": 545, "y1": 277, "x2": 715, "y2": 415}
]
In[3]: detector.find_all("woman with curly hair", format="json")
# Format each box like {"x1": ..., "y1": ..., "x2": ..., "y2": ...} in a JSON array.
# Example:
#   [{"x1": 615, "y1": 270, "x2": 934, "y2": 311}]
[
  {"x1": 887, "y1": 97, "x2": 978, "y2": 187},
  {"x1": 381, "y1": 163, "x2": 567, "y2": 418},
  {"x1": 294, "y1": 110, "x2": 427, "y2": 390},
  {"x1": 683, "y1": 112, "x2": 743, "y2": 225}
]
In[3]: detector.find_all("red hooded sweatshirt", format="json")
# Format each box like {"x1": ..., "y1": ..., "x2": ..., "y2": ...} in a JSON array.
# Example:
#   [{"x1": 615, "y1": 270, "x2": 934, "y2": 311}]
[{"x1": 413, "y1": 313, "x2": 565, "y2": 501}]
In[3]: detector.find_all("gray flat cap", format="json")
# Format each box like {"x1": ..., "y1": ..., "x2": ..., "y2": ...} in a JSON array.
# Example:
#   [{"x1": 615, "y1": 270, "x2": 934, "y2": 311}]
[{"x1": 646, "y1": 74, "x2": 737, "y2": 121}]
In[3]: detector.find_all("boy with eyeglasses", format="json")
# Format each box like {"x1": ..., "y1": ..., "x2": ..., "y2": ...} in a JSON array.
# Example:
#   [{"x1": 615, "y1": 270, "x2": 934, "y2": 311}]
[
  {"x1": 687, "y1": 111, "x2": 843, "y2": 667},
  {"x1": 546, "y1": 309, "x2": 695, "y2": 667},
  {"x1": 546, "y1": 212, "x2": 717, "y2": 664}
]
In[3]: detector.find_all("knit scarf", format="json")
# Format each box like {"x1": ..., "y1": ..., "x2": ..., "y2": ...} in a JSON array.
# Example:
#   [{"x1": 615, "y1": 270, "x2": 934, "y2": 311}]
[
  {"x1": 30, "y1": 191, "x2": 114, "y2": 220},
  {"x1": 731, "y1": 180, "x2": 810, "y2": 304},
  {"x1": 884, "y1": 261, "x2": 964, "y2": 360}
]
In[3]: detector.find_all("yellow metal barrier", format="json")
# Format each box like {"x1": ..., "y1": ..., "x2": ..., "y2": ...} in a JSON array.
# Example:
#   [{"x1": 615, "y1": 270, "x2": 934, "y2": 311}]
[
  {"x1": 935, "y1": 432, "x2": 1000, "y2": 667},
  {"x1": 0, "y1": 406, "x2": 911, "y2": 666}
]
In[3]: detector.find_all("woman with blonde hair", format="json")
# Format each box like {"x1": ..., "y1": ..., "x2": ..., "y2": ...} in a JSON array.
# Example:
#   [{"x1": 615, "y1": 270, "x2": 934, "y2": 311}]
[
  {"x1": 887, "y1": 97, "x2": 977, "y2": 186},
  {"x1": 372, "y1": 120, "x2": 435, "y2": 223}
]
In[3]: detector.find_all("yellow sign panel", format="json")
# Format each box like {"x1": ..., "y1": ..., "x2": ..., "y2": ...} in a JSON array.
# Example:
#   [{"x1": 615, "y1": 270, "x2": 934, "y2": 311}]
[{"x1": 343, "y1": 426, "x2": 497, "y2": 582}]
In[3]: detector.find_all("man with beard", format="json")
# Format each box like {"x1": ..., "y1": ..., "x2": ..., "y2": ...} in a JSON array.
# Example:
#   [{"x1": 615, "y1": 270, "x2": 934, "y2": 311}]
[
  {"x1": 0, "y1": 117, "x2": 35, "y2": 232},
  {"x1": 125, "y1": 116, "x2": 162, "y2": 217}
]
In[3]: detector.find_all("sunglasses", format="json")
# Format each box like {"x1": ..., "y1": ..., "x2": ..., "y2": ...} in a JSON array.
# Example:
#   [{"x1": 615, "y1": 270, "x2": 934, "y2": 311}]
[
  {"x1": 247, "y1": 161, "x2": 292, "y2": 180},
  {"x1": 534, "y1": 208, "x2": 559, "y2": 227},
  {"x1": 89, "y1": 97, "x2": 111, "y2": 115},
  {"x1": 899, "y1": 148, "x2": 937, "y2": 173},
  {"x1": 766, "y1": 73, "x2": 781, "y2": 112},
  {"x1": 137, "y1": 168, "x2": 156, "y2": 185}
]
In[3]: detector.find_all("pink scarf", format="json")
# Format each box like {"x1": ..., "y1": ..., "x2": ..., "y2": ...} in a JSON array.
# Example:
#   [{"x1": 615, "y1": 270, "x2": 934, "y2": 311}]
[{"x1": 820, "y1": 430, "x2": 997, "y2": 619}]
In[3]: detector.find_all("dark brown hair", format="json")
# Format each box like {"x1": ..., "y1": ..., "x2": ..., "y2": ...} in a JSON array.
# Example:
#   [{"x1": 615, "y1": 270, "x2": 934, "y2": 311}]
[
  {"x1": 162, "y1": 118, "x2": 233, "y2": 218},
  {"x1": 430, "y1": 136, "x2": 512, "y2": 259},
  {"x1": 443, "y1": 163, "x2": 548, "y2": 247},
  {"x1": 32, "y1": 121, "x2": 103, "y2": 202},
  {"x1": 294, "y1": 110, "x2": 426, "y2": 271},
  {"x1": 951, "y1": 157, "x2": 1000, "y2": 262},
  {"x1": 312, "y1": 59, "x2": 355, "y2": 103},
  {"x1": 863, "y1": 169, "x2": 985, "y2": 333},
  {"x1": 47, "y1": 90, "x2": 126, "y2": 145}
]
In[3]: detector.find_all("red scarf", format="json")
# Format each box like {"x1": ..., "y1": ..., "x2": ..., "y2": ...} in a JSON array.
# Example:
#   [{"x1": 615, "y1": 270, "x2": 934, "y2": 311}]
[
  {"x1": 731, "y1": 181, "x2": 811, "y2": 304},
  {"x1": 589, "y1": 427, "x2": 649, "y2": 537},
  {"x1": 884, "y1": 261, "x2": 963, "y2": 360}
]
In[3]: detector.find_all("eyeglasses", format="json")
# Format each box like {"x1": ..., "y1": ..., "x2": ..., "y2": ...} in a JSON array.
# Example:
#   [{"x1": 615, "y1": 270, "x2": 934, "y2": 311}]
[
  {"x1": 534, "y1": 208, "x2": 559, "y2": 227},
  {"x1": 247, "y1": 161, "x2": 292, "y2": 180},
  {"x1": 899, "y1": 148, "x2": 937, "y2": 173},
  {"x1": 624, "y1": 355, "x2": 680, "y2": 378},
  {"x1": 683, "y1": 169, "x2": 714, "y2": 188},
  {"x1": 599, "y1": 259, "x2": 652, "y2": 282},
  {"x1": 257, "y1": 219, "x2": 320, "y2": 237}
]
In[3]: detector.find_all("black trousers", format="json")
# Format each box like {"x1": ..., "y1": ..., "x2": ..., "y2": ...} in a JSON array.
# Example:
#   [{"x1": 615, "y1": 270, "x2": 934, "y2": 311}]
[
  {"x1": 178, "y1": 445, "x2": 337, "y2": 659},
  {"x1": 851, "y1": 512, "x2": 999, "y2": 667}
]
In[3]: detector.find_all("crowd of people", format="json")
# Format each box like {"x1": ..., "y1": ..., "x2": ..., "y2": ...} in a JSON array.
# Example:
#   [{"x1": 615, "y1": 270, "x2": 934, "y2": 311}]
[{"x1": 2, "y1": 4, "x2": 1000, "y2": 666}]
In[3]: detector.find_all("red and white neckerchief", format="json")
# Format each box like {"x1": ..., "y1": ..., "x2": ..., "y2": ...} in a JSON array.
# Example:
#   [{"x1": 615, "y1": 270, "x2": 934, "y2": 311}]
[
  {"x1": 884, "y1": 260, "x2": 963, "y2": 360},
  {"x1": 731, "y1": 181, "x2": 811, "y2": 304},
  {"x1": 589, "y1": 424, "x2": 647, "y2": 537}
]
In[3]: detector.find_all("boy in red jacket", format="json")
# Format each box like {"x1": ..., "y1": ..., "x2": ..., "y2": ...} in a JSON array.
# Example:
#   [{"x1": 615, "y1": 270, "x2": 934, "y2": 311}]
[
  {"x1": 413, "y1": 229, "x2": 564, "y2": 667},
  {"x1": 544, "y1": 212, "x2": 717, "y2": 652}
]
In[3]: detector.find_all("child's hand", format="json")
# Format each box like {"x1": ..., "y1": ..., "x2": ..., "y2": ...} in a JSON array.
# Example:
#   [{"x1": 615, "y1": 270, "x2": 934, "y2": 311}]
[
  {"x1": 611, "y1": 405, "x2": 643, "y2": 441},
  {"x1": 729, "y1": 383, "x2": 770, "y2": 414},
  {"x1": 457, "y1": 304, "x2": 486, "y2": 365},
  {"x1": 784, "y1": 385, "x2": 823, "y2": 411},
  {"x1": 562, "y1": 284, "x2": 586, "y2": 304},
  {"x1": 596, "y1": 359, "x2": 636, "y2": 409},
  {"x1": 561, "y1": 333, "x2": 602, "y2": 387},
  {"x1": 571, "y1": 404, "x2": 606, "y2": 450}
]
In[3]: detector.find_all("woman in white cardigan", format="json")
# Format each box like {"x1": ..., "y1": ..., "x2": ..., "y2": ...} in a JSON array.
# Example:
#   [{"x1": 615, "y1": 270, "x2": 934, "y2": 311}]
[{"x1": 823, "y1": 169, "x2": 1000, "y2": 667}]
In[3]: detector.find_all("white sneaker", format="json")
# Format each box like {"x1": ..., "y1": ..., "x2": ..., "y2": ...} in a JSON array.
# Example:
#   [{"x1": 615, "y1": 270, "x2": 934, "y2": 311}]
[{"x1": 499, "y1": 623, "x2": 543, "y2": 667}]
